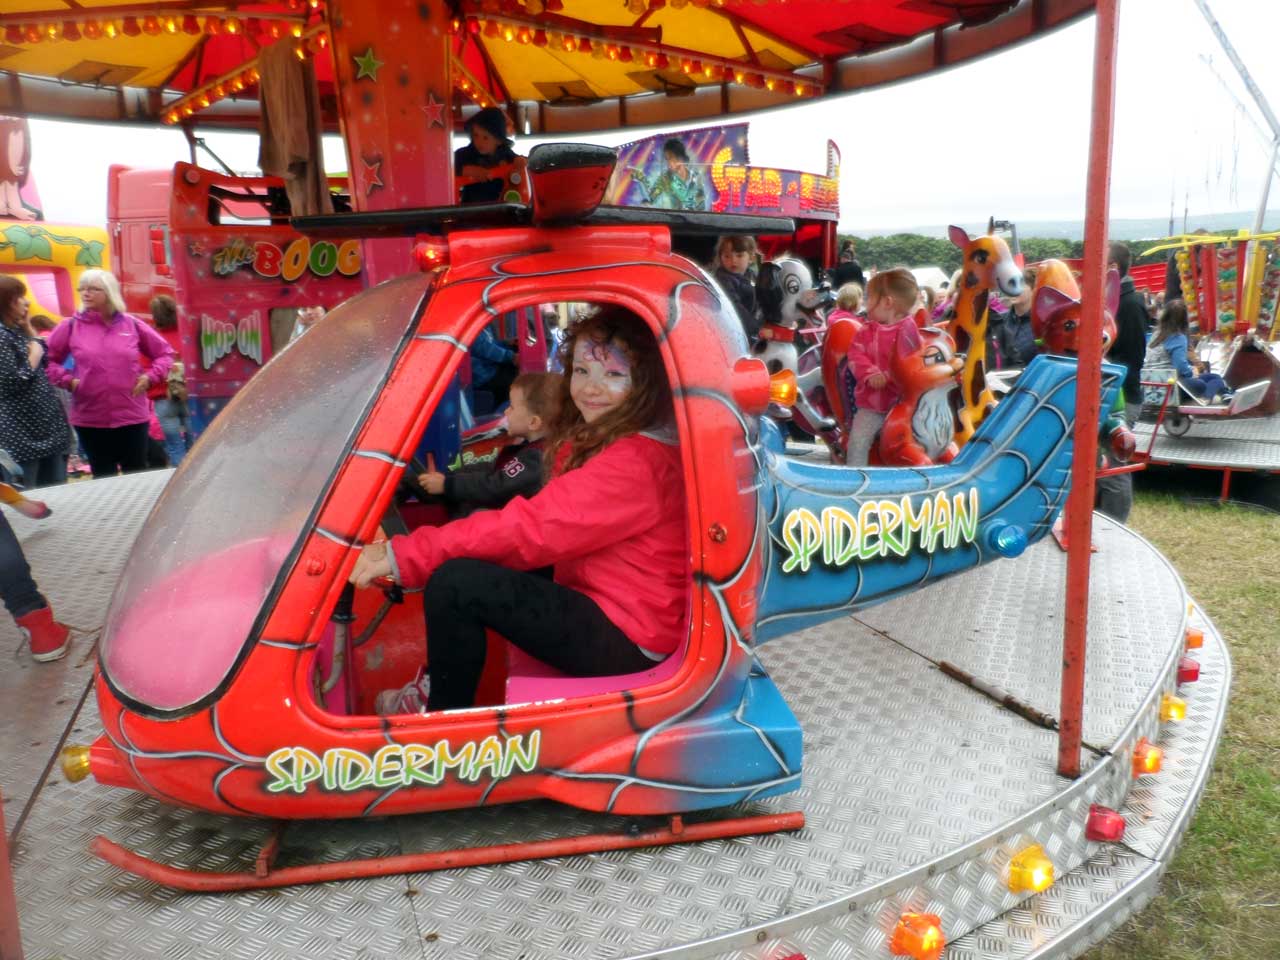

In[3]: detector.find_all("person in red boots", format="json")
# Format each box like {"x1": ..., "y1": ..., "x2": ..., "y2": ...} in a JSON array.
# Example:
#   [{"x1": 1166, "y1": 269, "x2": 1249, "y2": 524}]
[{"x1": 0, "y1": 510, "x2": 69, "y2": 661}]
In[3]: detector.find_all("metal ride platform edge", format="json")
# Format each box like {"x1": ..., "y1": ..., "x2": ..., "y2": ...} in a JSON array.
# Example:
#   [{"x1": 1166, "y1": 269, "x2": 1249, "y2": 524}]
[
  {"x1": 1133, "y1": 413, "x2": 1280, "y2": 500},
  {"x1": 2, "y1": 471, "x2": 1229, "y2": 960}
]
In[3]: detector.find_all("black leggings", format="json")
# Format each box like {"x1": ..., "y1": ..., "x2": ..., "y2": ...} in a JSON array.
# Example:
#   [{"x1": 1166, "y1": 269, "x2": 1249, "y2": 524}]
[
  {"x1": 76, "y1": 422, "x2": 150, "y2": 478},
  {"x1": 423, "y1": 558, "x2": 656, "y2": 710}
]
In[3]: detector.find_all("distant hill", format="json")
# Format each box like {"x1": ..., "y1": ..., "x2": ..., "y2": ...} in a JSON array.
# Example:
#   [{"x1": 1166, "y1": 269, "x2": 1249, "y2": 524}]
[{"x1": 849, "y1": 210, "x2": 1280, "y2": 241}]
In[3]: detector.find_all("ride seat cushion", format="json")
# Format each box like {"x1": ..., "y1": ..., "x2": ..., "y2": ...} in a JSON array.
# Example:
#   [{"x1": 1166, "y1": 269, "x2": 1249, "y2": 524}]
[{"x1": 505, "y1": 630, "x2": 689, "y2": 703}]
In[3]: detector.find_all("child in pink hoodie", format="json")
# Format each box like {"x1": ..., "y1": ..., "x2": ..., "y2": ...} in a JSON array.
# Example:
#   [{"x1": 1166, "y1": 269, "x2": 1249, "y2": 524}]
[{"x1": 845, "y1": 267, "x2": 920, "y2": 465}]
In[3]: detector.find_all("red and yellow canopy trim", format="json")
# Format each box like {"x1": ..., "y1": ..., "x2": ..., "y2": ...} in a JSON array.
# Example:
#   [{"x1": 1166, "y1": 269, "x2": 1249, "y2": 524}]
[{"x1": 0, "y1": 0, "x2": 1095, "y2": 130}]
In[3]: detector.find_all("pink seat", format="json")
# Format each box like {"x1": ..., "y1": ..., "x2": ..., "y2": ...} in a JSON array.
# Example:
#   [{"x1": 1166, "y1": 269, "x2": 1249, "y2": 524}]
[{"x1": 504, "y1": 630, "x2": 689, "y2": 704}]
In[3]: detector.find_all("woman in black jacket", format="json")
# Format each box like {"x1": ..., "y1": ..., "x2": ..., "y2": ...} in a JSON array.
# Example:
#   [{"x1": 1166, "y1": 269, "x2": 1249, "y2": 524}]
[{"x1": 0, "y1": 276, "x2": 70, "y2": 487}]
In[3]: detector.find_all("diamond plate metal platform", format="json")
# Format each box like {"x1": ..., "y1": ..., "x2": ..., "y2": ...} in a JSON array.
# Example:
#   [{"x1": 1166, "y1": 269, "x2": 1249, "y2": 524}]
[
  {"x1": 3, "y1": 476, "x2": 1230, "y2": 960},
  {"x1": 1, "y1": 471, "x2": 171, "y2": 835},
  {"x1": 1133, "y1": 413, "x2": 1280, "y2": 471}
]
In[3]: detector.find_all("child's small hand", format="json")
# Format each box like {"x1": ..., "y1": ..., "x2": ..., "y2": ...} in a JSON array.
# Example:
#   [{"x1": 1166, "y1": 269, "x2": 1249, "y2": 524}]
[
  {"x1": 350, "y1": 542, "x2": 393, "y2": 589},
  {"x1": 418, "y1": 454, "x2": 445, "y2": 494},
  {"x1": 868, "y1": 372, "x2": 888, "y2": 389}
]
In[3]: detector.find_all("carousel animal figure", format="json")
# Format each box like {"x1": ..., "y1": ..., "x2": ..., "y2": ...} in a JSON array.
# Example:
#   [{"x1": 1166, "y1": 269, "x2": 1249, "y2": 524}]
[
  {"x1": 753, "y1": 258, "x2": 837, "y2": 434},
  {"x1": 1030, "y1": 258, "x2": 1079, "y2": 310},
  {"x1": 815, "y1": 313, "x2": 861, "y2": 461},
  {"x1": 876, "y1": 325, "x2": 964, "y2": 466},
  {"x1": 943, "y1": 224, "x2": 1023, "y2": 445},
  {"x1": 1033, "y1": 269, "x2": 1135, "y2": 461}
]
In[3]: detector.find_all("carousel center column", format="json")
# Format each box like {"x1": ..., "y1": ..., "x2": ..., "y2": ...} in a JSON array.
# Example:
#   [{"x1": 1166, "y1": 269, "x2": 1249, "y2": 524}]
[{"x1": 327, "y1": 0, "x2": 454, "y2": 286}]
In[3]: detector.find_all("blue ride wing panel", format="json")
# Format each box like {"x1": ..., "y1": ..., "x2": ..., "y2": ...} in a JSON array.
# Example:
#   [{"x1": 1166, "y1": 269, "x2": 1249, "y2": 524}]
[{"x1": 755, "y1": 356, "x2": 1123, "y2": 643}]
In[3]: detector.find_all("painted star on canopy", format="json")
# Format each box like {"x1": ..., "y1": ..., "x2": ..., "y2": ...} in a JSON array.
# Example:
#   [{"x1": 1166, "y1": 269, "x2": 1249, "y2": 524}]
[
  {"x1": 353, "y1": 47, "x2": 384, "y2": 81},
  {"x1": 362, "y1": 156, "x2": 384, "y2": 196},
  {"x1": 422, "y1": 91, "x2": 446, "y2": 128}
]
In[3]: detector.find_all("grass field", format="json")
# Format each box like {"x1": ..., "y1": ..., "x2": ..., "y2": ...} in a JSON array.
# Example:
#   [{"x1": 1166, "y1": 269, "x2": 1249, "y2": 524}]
[{"x1": 1085, "y1": 490, "x2": 1280, "y2": 960}]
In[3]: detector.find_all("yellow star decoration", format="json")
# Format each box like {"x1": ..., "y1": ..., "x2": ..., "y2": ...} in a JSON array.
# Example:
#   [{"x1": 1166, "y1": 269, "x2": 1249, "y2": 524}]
[{"x1": 353, "y1": 47, "x2": 384, "y2": 81}]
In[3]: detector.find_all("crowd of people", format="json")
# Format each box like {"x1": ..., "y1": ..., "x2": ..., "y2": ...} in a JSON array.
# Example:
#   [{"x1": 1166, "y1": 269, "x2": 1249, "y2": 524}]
[
  {"x1": 0, "y1": 271, "x2": 189, "y2": 488},
  {"x1": 686, "y1": 234, "x2": 1215, "y2": 530},
  {"x1": 0, "y1": 272, "x2": 333, "y2": 665}
]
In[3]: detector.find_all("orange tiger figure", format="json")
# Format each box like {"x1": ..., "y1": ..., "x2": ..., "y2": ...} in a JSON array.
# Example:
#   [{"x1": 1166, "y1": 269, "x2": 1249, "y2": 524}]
[
  {"x1": 1034, "y1": 269, "x2": 1133, "y2": 459},
  {"x1": 945, "y1": 224, "x2": 1024, "y2": 445},
  {"x1": 877, "y1": 325, "x2": 964, "y2": 466},
  {"x1": 1034, "y1": 269, "x2": 1121, "y2": 357},
  {"x1": 1031, "y1": 258, "x2": 1080, "y2": 314}
]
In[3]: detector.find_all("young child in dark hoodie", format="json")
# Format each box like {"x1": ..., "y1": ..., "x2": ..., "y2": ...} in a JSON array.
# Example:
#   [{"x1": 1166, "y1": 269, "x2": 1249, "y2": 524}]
[
  {"x1": 413, "y1": 372, "x2": 559, "y2": 517},
  {"x1": 454, "y1": 107, "x2": 519, "y2": 204},
  {"x1": 713, "y1": 235, "x2": 760, "y2": 339}
]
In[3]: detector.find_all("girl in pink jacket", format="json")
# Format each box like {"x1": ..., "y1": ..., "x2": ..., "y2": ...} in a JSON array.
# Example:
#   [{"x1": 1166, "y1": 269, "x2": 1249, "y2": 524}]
[
  {"x1": 45, "y1": 270, "x2": 174, "y2": 477},
  {"x1": 350, "y1": 308, "x2": 689, "y2": 713},
  {"x1": 845, "y1": 268, "x2": 920, "y2": 465}
]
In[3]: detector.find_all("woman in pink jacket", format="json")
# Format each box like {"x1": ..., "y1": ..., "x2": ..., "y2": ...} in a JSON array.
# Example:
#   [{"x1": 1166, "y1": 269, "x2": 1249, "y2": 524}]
[
  {"x1": 351, "y1": 307, "x2": 689, "y2": 713},
  {"x1": 45, "y1": 269, "x2": 174, "y2": 477}
]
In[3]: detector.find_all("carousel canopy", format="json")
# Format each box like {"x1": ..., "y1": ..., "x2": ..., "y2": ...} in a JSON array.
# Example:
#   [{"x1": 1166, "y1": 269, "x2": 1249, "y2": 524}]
[{"x1": 0, "y1": 0, "x2": 1094, "y2": 132}]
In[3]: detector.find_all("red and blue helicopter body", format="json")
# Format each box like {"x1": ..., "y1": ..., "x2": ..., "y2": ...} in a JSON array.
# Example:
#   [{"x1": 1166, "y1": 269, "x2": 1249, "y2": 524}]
[{"x1": 81, "y1": 145, "x2": 1122, "y2": 821}]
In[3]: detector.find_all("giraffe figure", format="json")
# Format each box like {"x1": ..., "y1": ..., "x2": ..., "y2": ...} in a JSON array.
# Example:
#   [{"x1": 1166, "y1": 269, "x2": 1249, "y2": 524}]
[{"x1": 945, "y1": 224, "x2": 1023, "y2": 445}]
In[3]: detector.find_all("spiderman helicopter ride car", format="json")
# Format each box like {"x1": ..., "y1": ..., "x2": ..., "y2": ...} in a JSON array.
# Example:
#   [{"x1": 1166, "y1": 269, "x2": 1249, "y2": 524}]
[{"x1": 60, "y1": 144, "x2": 1125, "y2": 885}]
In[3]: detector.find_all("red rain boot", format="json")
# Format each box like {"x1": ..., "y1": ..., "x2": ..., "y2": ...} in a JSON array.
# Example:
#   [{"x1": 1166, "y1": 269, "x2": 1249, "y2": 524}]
[{"x1": 17, "y1": 606, "x2": 70, "y2": 662}]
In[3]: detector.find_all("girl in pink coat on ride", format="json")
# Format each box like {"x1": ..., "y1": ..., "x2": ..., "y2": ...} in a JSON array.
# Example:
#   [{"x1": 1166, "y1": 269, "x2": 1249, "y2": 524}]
[{"x1": 350, "y1": 307, "x2": 689, "y2": 713}]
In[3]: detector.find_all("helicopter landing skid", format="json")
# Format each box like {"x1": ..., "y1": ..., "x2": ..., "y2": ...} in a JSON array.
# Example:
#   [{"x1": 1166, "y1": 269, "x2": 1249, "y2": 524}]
[{"x1": 89, "y1": 810, "x2": 805, "y2": 893}]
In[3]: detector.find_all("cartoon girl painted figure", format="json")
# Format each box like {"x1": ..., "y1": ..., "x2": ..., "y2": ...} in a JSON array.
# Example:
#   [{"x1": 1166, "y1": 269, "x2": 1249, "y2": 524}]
[{"x1": 0, "y1": 116, "x2": 39, "y2": 221}]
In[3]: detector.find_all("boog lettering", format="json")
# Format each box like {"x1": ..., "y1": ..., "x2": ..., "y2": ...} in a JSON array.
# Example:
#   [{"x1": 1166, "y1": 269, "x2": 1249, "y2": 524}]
[
  {"x1": 264, "y1": 732, "x2": 541, "y2": 794},
  {"x1": 780, "y1": 488, "x2": 980, "y2": 573}
]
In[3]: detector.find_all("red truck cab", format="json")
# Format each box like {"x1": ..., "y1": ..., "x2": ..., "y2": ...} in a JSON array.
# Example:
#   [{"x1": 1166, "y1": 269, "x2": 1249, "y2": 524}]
[
  {"x1": 107, "y1": 165, "x2": 177, "y2": 320},
  {"x1": 112, "y1": 163, "x2": 366, "y2": 433}
]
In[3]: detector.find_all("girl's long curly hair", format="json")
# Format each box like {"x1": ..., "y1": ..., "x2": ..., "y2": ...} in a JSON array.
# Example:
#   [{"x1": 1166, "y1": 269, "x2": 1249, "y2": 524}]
[{"x1": 545, "y1": 306, "x2": 672, "y2": 474}]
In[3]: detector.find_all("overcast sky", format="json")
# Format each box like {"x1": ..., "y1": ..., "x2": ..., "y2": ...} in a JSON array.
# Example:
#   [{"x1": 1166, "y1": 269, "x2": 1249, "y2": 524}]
[{"x1": 24, "y1": 0, "x2": 1280, "y2": 234}]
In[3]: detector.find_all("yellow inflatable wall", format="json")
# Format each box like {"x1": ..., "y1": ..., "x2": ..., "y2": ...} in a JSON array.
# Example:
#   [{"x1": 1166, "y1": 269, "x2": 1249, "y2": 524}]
[{"x1": 0, "y1": 220, "x2": 112, "y2": 320}]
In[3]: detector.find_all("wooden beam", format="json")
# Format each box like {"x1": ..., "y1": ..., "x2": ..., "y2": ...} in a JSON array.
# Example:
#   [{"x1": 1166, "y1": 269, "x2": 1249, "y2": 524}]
[
  {"x1": 731, "y1": 21, "x2": 760, "y2": 67},
  {"x1": 158, "y1": 32, "x2": 207, "y2": 89},
  {"x1": 456, "y1": 11, "x2": 820, "y2": 90},
  {"x1": 712, "y1": 2, "x2": 823, "y2": 63},
  {"x1": 474, "y1": 36, "x2": 513, "y2": 106}
]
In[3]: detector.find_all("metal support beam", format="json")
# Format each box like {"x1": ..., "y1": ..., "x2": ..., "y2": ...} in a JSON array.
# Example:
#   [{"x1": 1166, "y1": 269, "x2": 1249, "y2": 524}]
[
  {"x1": 0, "y1": 789, "x2": 23, "y2": 960},
  {"x1": 1059, "y1": 0, "x2": 1119, "y2": 779},
  {"x1": 1193, "y1": 0, "x2": 1280, "y2": 140}
]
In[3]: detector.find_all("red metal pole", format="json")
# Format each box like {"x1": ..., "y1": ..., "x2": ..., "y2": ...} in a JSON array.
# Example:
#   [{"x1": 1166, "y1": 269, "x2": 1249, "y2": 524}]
[
  {"x1": 0, "y1": 791, "x2": 24, "y2": 960},
  {"x1": 1235, "y1": 240, "x2": 1249, "y2": 333},
  {"x1": 1059, "y1": 0, "x2": 1120, "y2": 779},
  {"x1": 1200, "y1": 243, "x2": 1218, "y2": 333},
  {"x1": 90, "y1": 811, "x2": 805, "y2": 893}
]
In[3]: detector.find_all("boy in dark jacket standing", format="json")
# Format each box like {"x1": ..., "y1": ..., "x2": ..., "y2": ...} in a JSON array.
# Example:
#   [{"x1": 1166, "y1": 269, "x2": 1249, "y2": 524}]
[
  {"x1": 454, "y1": 107, "x2": 519, "y2": 204},
  {"x1": 413, "y1": 372, "x2": 559, "y2": 517},
  {"x1": 1107, "y1": 242, "x2": 1147, "y2": 426}
]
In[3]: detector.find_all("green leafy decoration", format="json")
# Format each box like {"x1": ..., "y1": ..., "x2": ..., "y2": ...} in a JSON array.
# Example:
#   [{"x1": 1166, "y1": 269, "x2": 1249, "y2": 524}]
[
  {"x1": 3, "y1": 225, "x2": 33, "y2": 260},
  {"x1": 28, "y1": 235, "x2": 53, "y2": 261},
  {"x1": 75, "y1": 241, "x2": 105, "y2": 267}
]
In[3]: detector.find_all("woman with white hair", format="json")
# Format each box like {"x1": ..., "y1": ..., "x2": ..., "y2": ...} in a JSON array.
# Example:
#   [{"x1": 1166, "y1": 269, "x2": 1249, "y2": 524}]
[{"x1": 45, "y1": 269, "x2": 174, "y2": 477}]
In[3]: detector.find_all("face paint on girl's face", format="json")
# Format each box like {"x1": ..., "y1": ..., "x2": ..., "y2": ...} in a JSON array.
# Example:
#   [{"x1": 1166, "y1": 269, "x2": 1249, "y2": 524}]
[{"x1": 570, "y1": 338, "x2": 633, "y2": 424}]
